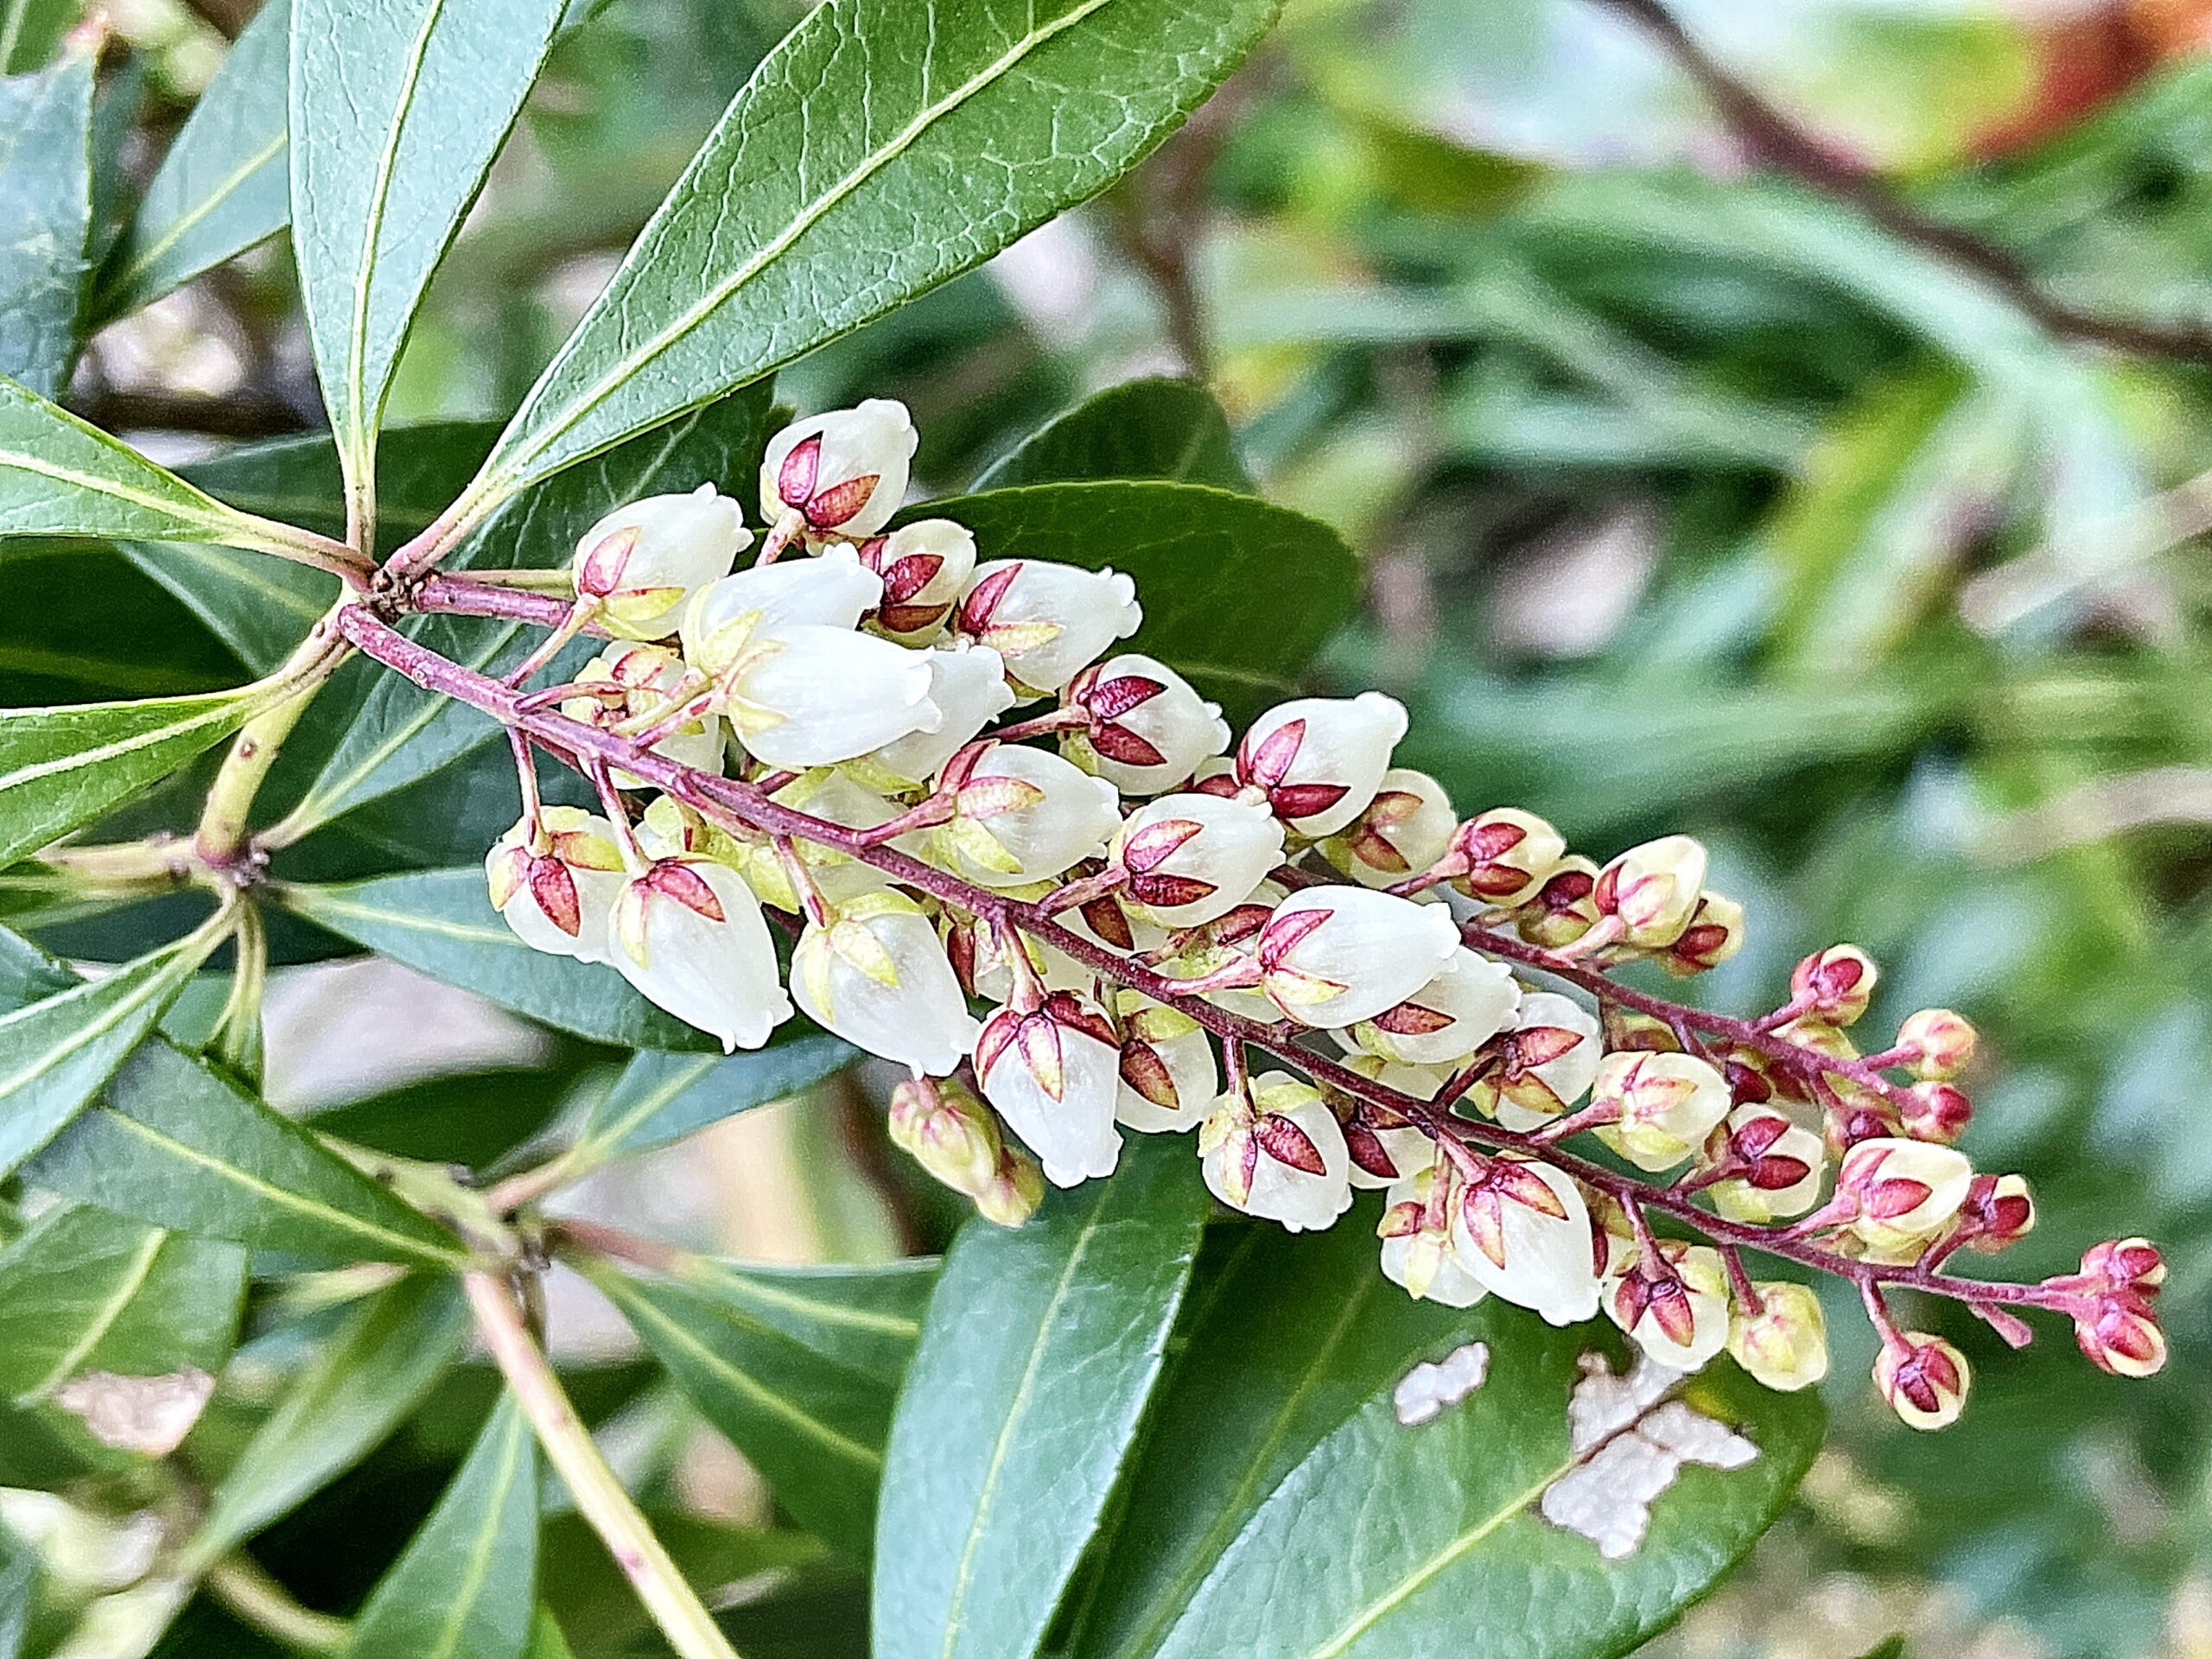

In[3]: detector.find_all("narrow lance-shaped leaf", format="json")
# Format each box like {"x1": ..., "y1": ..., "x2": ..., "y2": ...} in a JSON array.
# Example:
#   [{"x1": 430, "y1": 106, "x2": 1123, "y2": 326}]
[
  {"x1": 669, "y1": 1255, "x2": 937, "y2": 1386},
  {"x1": 96, "y1": 0, "x2": 289, "y2": 321},
  {"x1": 0, "y1": 681, "x2": 279, "y2": 871},
  {"x1": 0, "y1": 0, "x2": 74, "y2": 74},
  {"x1": 29, "y1": 1039, "x2": 468, "y2": 1268},
  {"x1": 0, "y1": 916, "x2": 224, "y2": 1176},
  {"x1": 290, "y1": 0, "x2": 566, "y2": 536},
  {"x1": 569, "y1": 1036, "x2": 857, "y2": 1166},
  {"x1": 871, "y1": 1135, "x2": 1211, "y2": 1659},
  {"x1": 347, "y1": 1395, "x2": 539, "y2": 1659},
  {"x1": 0, "y1": 47, "x2": 92, "y2": 397},
  {"x1": 461, "y1": 0, "x2": 1281, "y2": 518}
]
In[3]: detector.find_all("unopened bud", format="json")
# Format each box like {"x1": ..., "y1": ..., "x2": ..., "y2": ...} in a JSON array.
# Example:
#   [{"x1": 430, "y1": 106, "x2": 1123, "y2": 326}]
[
  {"x1": 1656, "y1": 892, "x2": 1745, "y2": 976},
  {"x1": 1064, "y1": 654, "x2": 1229, "y2": 796},
  {"x1": 760, "y1": 399, "x2": 916, "y2": 539},
  {"x1": 1348, "y1": 947, "x2": 1519, "y2": 1068},
  {"x1": 1377, "y1": 1166, "x2": 1485, "y2": 1306},
  {"x1": 1447, "y1": 808, "x2": 1565, "y2": 908},
  {"x1": 1901, "y1": 1080, "x2": 1972, "y2": 1146},
  {"x1": 957, "y1": 559, "x2": 1141, "y2": 696},
  {"x1": 486, "y1": 808, "x2": 626, "y2": 963},
  {"x1": 931, "y1": 743, "x2": 1122, "y2": 888},
  {"x1": 1323, "y1": 768, "x2": 1457, "y2": 888},
  {"x1": 1789, "y1": 944, "x2": 1878, "y2": 1027},
  {"x1": 2082, "y1": 1236, "x2": 2166, "y2": 1294},
  {"x1": 888, "y1": 1077, "x2": 1001, "y2": 1198},
  {"x1": 1592, "y1": 1050, "x2": 1732, "y2": 1173},
  {"x1": 857, "y1": 518, "x2": 975, "y2": 642},
  {"x1": 1957, "y1": 1173, "x2": 2035, "y2": 1253},
  {"x1": 1114, "y1": 793, "x2": 1284, "y2": 928},
  {"x1": 975, "y1": 1142, "x2": 1046, "y2": 1228},
  {"x1": 1199, "y1": 1072, "x2": 1354, "y2": 1233},
  {"x1": 1593, "y1": 835, "x2": 1708, "y2": 949},
  {"x1": 1707, "y1": 1104, "x2": 1827, "y2": 1222},
  {"x1": 2075, "y1": 1295, "x2": 2166, "y2": 1379},
  {"x1": 1875, "y1": 1332, "x2": 1971, "y2": 1429},
  {"x1": 976, "y1": 991, "x2": 1124, "y2": 1187},
  {"x1": 1256, "y1": 887, "x2": 1459, "y2": 1028},
  {"x1": 1236, "y1": 692, "x2": 1408, "y2": 838},
  {"x1": 1727, "y1": 1282, "x2": 1829, "y2": 1392},
  {"x1": 1836, "y1": 1138, "x2": 1973, "y2": 1255},
  {"x1": 1514, "y1": 855, "x2": 1600, "y2": 949},
  {"x1": 1600, "y1": 1006, "x2": 1679, "y2": 1054},
  {"x1": 572, "y1": 485, "x2": 750, "y2": 635},
  {"x1": 1896, "y1": 1007, "x2": 1976, "y2": 1081},
  {"x1": 1459, "y1": 991, "x2": 1602, "y2": 1129},
  {"x1": 1606, "y1": 1241, "x2": 1730, "y2": 1371}
]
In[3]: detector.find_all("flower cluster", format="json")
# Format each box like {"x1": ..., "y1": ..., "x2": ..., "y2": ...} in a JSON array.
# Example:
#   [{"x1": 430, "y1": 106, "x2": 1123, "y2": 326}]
[{"x1": 481, "y1": 398, "x2": 2165, "y2": 1431}]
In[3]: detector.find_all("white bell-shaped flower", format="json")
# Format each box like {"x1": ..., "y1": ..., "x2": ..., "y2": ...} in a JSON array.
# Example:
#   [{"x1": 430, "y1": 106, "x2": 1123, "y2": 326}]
[
  {"x1": 1450, "y1": 1154, "x2": 1600, "y2": 1325},
  {"x1": 1111, "y1": 995, "x2": 1218, "y2": 1133},
  {"x1": 1460, "y1": 990, "x2": 1602, "y2": 1130},
  {"x1": 1063, "y1": 654, "x2": 1229, "y2": 794},
  {"x1": 1838, "y1": 1137, "x2": 1973, "y2": 1255},
  {"x1": 721, "y1": 625, "x2": 941, "y2": 768},
  {"x1": 572, "y1": 484, "x2": 751, "y2": 637},
  {"x1": 1592, "y1": 1050, "x2": 1732, "y2": 1173},
  {"x1": 681, "y1": 544, "x2": 885, "y2": 676},
  {"x1": 1605, "y1": 1240, "x2": 1731, "y2": 1371},
  {"x1": 1322, "y1": 767, "x2": 1458, "y2": 887},
  {"x1": 486, "y1": 808, "x2": 626, "y2": 963},
  {"x1": 1113, "y1": 792, "x2": 1283, "y2": 929},
  {"x1": 1593, "y1": 834, "x2": 1709, "y2": 949},
  {"x1": 791, "y1": 893, "x2": 978, "y2": 1077},
  {"x1": 759, "y1": 399, "x2": 916, "y2": 539},
  {"x1": 858, "y1": 518, "x2": 975, "y2": 642},
  {"x1": 854, "y1": 642, "x2": 1015, "y2": 787},
  {"x1": 976, "y1": 992, "x2": 1124, "y2": 1186},
  {"x1": 1378, "y1": 1166, "x2": 1487, "y2": 1306},
  {"x1": 1198, "y1": 1072, "x2": 1353, "y2": 1232},
  {"x1": 1236, "y1": 692, "x2": 1408, "y2": 837},
  {"x1": 1708, "y1": 1104, "x2": 1827, "y2": 1223},
  {"x1": 1348, "y1": 947, "x2": 1519, "y2": 1067},
  {"x1": 1256, "y1": 887, "x2": 1459, "y2": 1027},
  {"x1": 931, "y1": 743, "x2": 1122, "y2": 888},
  {"x1": 607, "y1": 860, "x2": 790, "y2": 1052},
  {"x1": 561, "y1": 642, "x2": 725, "y2": 789},
  {"x1": 744, "y1": 770, "x2": 901, "y2": 910},
  {"x1": 957, "y1": 560, "x2": 1141, "y2": 695}
]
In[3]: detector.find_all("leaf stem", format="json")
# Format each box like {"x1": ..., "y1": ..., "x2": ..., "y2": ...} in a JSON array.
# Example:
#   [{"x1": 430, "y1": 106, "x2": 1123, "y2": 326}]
[
  {"x1": 202, "y1": 1554, "x2": 350, "y2": 1656},
  {"x1": 463, "y1": 1271, "x2": 744, "y2": 1659},
  {"x1": 196, "y1": 606, "x2": 356, "y2": 867}
]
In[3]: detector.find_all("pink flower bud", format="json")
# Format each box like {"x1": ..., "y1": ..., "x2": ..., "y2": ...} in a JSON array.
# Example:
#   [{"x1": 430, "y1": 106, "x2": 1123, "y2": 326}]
[
  {"x1": 1514, "y1": 855, "x2": 1601, "y2": 949},
  {"x1": 1592, "y1": 1050, "x2": 1732, "y2": 1173},
  {"x1": 1835, "y1": 1137, "x2": 1973, "y2": 1255},
  {"x1": 1656, "y1": 893, "x2": 1745, "y2": 976},
  {"x1": 1605, "y1": 1240, "x2": 1730, "y2": 1371},
  {"x1": 976, "y1": 991, "x2": 1124, "y2": 1187},
  {"x1": 2082, "y1": 1236, "x2": 2165, "y2": 1294},
  {"x1": 1727, "y1": 1283, "x2": 1828, "y2": 1392},
  {"x1": 1449, "y1": 1153, "x2": 1600, "y2": 1325},
  {"x1": 1789, "y1": 944, "x2": 1878, "y2": 1027},
  {"x1": 1900, "y1": 1080, "x2": 1972, "y2": 1146},
  {"x1": 1896, "y1": 1007, "x2": 1977, "y2": 1081},
  {"x1": 1322, "y1": 768, "x2": 1457, "y2": 887},
  {"x1": 1198, "y1": 1071, "x2": 1352, "y2": 1232},
  {"x1": 1459, "y1": 991, "x2": 1601, "y2": 1129},
  {"x1": 1875, "y1": 1332, "x2": 1971, "y2": 1429},
  {"x1": 975, "y1": 1141, "x2": 1046, "y2": 1228},
  {"x1": 1957, "y1": 1173, "x2": 2034, "y2": 1253},
  {"x1": 562, "y1": 642, "x2": 724, "y2": 787},
  {"x1": 1592, "y1": 835, "x2": 1708, "y2": 949},
  {"x1": 1256, "y1": 887, "x2": 1460, "y2": 1027},
  {"x1": 1377, "y1": 1165, "x2": 1486, "y2": 1306},
  {"x1": 485, "y1": 808, "x2": 626, "y2": 962},
  {"x1": 1707, "y1": 1104, "x2": 1827, "y2": 1222},
  {"x1": 607, "y1": 860, "x2": 791, "y2": 1052},
  {"x1": 1113, "y1": 793, "x2": 1283, "y2": 928},
  {"x1": 572, "y1": 484, "x2": 750, "y2": 636},
  {"x1": 888, "y1": 1077, "x2": 1001, "y2": 1198},
  {"x1": 931, "y1": 743, "x2": 1122, "y2": 888},
  {"x1": 791, "y1": 893, "x2": 979, "y2": 1077},
  {"x1": 1447, "y1": 808, "x2": 1566, "y2": 908},
  {"x1": 1236, "y1": 692, "x2": 1408, "y2": 837},
  {"x1": 1064, "y1": 654, "x2": 1229, "y2": 796},
  {"x1": 1111, "y1": 997, "x2": 1218, "y2": 1133},
  {"x1": 2075, "y1": 1296, "x2": 2167, "y2": 1379},
  {"x1": 957, "y1": 560, "x2": 1141, "y2": 695},
  {"x1": 855, "y1": 518, "x2": 975, "y2": 642},
  {"x1": 759, "y1": 399, "x2": 916, "y2": 538},
  {"x1": 1348, "y1": 947, "x2": 1519, "y2": 1068}
]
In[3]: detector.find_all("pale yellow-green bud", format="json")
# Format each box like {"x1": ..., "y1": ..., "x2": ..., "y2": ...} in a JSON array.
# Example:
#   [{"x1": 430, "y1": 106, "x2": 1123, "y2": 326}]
[{"x1": 1726, "y1": 1282, "x2": 1828, "y2": 1392}]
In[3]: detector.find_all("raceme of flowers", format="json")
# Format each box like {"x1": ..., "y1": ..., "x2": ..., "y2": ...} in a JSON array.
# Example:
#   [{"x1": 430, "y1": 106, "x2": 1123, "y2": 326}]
[{"x1": 479, "y1": 397, "x2": 2166, "y2": 1432}]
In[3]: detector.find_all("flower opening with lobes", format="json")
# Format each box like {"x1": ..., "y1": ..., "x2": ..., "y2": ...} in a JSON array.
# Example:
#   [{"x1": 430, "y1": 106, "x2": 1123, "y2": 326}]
[{"x1": 473, "y1": 398, "x2": 2164, "y2": 1431}]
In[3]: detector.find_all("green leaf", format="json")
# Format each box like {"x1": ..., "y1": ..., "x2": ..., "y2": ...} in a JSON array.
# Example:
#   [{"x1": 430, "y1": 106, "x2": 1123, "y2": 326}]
[
  {"x1": 0, "y1": 48, "x2": 92, "y2": 397},
  {"x1": 871, "y1": 1135, "x2": 1210, "y2": 1659},
  {"x1": 278, "y1": 869, "x2": 716, "y2": 1051},
  {"x1": 468, "y1": 0, "x2": 1280, "y2": 510},
  {"x1": 28, "y1": 1039, "x2": 468, "y2": 1267},
  {"x1": 290, "y1": 0, "x2": 565, "y2": 528},
  {"x1": 96, "y1": 0, "x2": 289, "y2": 320},
  {"x1": 582, "y1": 1255, "x2": 907, "y2": 1563},
  {"x1": 0, "y1": 683, "x2": 276, "y2": 870},
  {"x1": 0, "y1": 923, "x2": 217, "y2": 1175},
  {"x1": 302, "y1": 1066, "x2": 574, "y2": 1169},
  {"x1": 186, "y1": 1274, "x2": 470, "y2": 1569},
  {"x1": 976, "y1": 378, "x2": 1253, "y2": 493},
  {"x1": 0, "y1": 0, "x2": 74, "y2": 74},
  {"x1": 569, "y1": 1037, "x2": 857, "y2": 1165},
  {"x1": 665, "y1": 1255, "x2": 937, "y2": 1386},
  {"x1": 538, "y1": 1514, "x2": 824, "y2": 1659},
  {"x1": 346, "y1": 1395, "x2": 538, "y2": 1659},
  {"x1": 0, "y1": 542, "x2": 251, "y2": 702},
  {"x1": 908, "y1": 483, "x2": 1357, "y2": 719},
  {"x1": 522, "y1": 1608, "x2": 575, "y2": 1659},
  {"x1": 0, "y1": 1519, "x2": 32, "y2": 1659}
]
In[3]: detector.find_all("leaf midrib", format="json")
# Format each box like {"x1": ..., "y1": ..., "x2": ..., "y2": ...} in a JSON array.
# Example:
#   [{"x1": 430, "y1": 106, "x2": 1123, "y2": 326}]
[
  {"x1": 576, "y1": 1054, "x2": 717, "y2": 1160},
  {"x1": 688, "y1": 1262, "x2": 925, "y2": 1341},
  {"x1": 424, "y1": 1408, "x2": 528, "y2": 1659},
  {"x1": 112, "y1": 129, "x2": 288, "y2": 297},
  {"x1": 0, "y1": 945, "x2": 185, "y2": 1098},
  {"x1": 19, "y1": 1227, "x2": 165, "y2": 1402},
  {"x1": 0, "y1": 692, "x2": 255, "y2": 796}
]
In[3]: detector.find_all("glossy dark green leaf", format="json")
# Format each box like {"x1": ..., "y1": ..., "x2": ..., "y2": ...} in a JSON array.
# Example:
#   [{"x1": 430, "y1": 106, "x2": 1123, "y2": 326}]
[
  {"x1": 185, "y1": 1274, "x2": 470, "y2": 1568},
  {"x1": 0, "y1": 48, "x2": 91, "y2": 397},
  {"x1": 0, "y1": 542, "x2": 248, "y2": 702},
  {"x1": 0, "y1": 0, "x2": 73, "y2": 74},
  {"x1": 569, "y1": 1036, "x2": 856, "y2": 1164},
  {"x1": 665, "y1": 1255, "x2": 936, "y2": 1386},
  {"x1": 96, "y1": 0, "x2": 289, "y2": 320},
  {"x1": 469, "y1": 0, "x2": 1280, "y2": 509},
  {"x1": 0, "y1": 925, "x2": 214, "y2": 1175},
  {"x1": 0, "y1": 683, "x2": 273, "y2": 870},
  {"x1": 583, "y1": 1255, "x2": 907, "y2": 1562},
  {"x1": 28, "y1": 1039, "x2": 468, "y2": 1267},
  {"x1": 871, "y1": 1135, "x2": 1210, "y2": 1659},
  {"x1": 976, "y1": 378, "x2": 1252, "y2": 493},
  {"x1": 538, "y1": 1513, "x2": 823, "y2": 1659},
  {"x1": 522, "y1": 1608, "x2": 575, "y2": 1659},
  {"x1": 290, "y1": 0, "x2": 565, "y2": 529},
  {"x1": 346, "y1": 1395, "x2": 537, "y2": 1659},
  {"x1": 302, "y1": 1066, "x2": 572, "y2": 1169},
  {"x1": 278, "y1": 868, "x2": 715, "y2": 1051},
  {"x1": 909, "y1": 483, "x2": 1357, "y2": 719}
]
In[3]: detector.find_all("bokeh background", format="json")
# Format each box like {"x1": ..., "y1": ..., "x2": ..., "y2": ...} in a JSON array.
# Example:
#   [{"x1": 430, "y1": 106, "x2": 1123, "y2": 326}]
[{"x1": 45, "y1": 0, "x2": 2212, "y2": 1651}]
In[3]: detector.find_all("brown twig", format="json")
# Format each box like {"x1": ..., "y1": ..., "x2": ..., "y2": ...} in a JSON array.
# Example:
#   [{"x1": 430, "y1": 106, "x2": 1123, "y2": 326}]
[{"x1": 67, "y1": 387, "x2": 315, "y2": 440}]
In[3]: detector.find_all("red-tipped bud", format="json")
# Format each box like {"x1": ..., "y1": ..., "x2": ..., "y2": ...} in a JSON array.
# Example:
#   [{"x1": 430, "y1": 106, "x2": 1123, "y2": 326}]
[
  {"x1": 1957, "y1": 1173, "x2": 2036, "y2": 1254},
  {"x1": 1901, "y1": 1080, "x2": 1973, "y2": 1146},
  {"x1": 1895, "y1": 1007, "x2": 1977, "y2": 1081},
  {"x1": 1446, "y1": 808, "x2": 1564, "y2": 908},
  {"x1": 1514, "y1": 855, "x2": 1600, "y2": 950},
  {"x1": 1656, "y1": 892, "x2": 1745, "y2": 976},
  {"x1": 1789, "y1": 944, "x2": 1878, "y2": 1027},
  {"x1": 1875, "y1": 1332, "x2": 1971, "y2": 1429}
]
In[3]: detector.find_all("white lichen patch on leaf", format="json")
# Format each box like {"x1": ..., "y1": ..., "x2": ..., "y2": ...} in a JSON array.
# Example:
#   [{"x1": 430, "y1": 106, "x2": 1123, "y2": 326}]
[
  {"x1": 1393, "y1": 1341, "x2": 1491, "y2": 1426},
  {"x1": 1540, "y1": 1351, "x2": 1758, "y2": 1559},
  {"x1": 53, "y1": 1368, "x2": 214, "y2": 1457}
]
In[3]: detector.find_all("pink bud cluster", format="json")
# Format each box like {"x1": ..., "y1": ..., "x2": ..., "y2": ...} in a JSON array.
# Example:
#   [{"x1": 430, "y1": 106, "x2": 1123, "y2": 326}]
[{"x1": 456, "y1": 398, "x2": 2164, "y2": 1434}]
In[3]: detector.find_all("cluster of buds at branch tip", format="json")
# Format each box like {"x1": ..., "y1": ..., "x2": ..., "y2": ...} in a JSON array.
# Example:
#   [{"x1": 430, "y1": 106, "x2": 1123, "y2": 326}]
[{"x1": 410, "y1": 395, "x2": 2166, "y2": 1433}]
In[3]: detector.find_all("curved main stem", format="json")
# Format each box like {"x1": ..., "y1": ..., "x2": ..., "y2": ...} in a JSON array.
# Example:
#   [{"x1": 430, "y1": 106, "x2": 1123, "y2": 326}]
[{"x1": 337, "y1": 601, "x2": 2078, "y2": 1322}]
